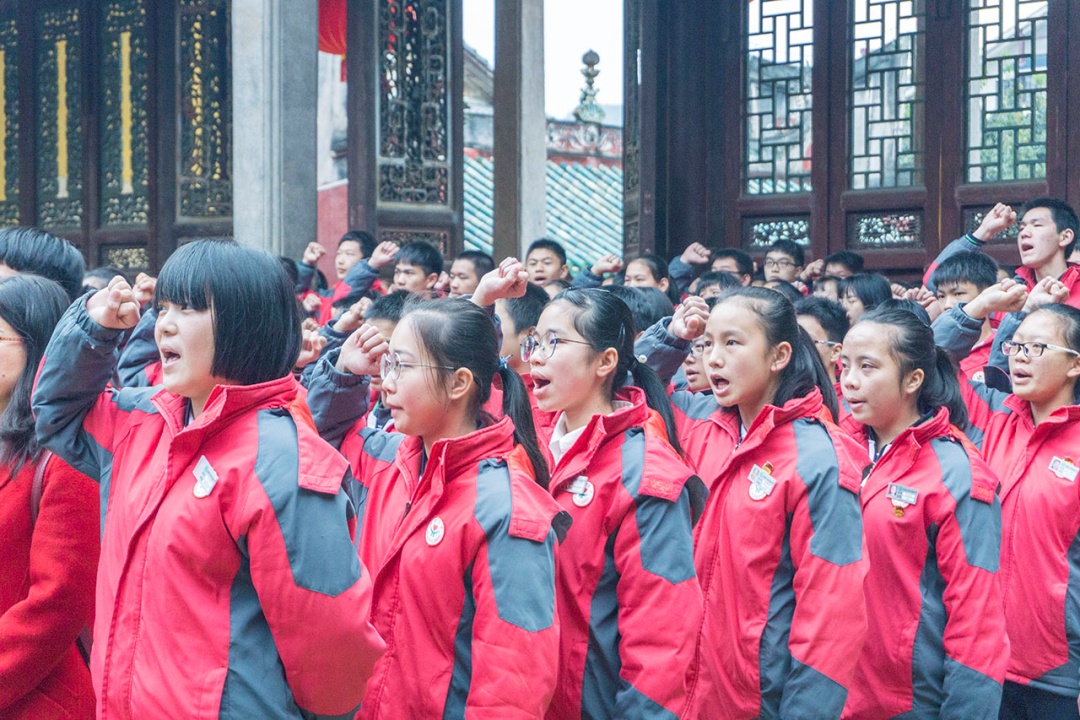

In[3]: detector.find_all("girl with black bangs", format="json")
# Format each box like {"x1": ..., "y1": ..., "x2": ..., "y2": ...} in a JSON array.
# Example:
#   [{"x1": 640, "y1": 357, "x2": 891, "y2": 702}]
[{"x1": 33, "y1": 239, "x2": 385, "y2": 719}]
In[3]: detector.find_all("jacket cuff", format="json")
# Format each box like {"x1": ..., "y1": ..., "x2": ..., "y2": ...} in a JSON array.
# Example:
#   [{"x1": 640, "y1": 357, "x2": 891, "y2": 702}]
[
  {"x1": 646, "y1": 317, "x2": 691, "y2": 351},
  {"x1": 315, "y1": 349, "x2": 372, "y2": 388},
  {"x1": 965, "y1": 232, "x2": 987, "y2": 247},
  {"x1": 74, "y1": 294, "x2": 125, "y2": 346},
  {"x1": 954, "y1": 303, "x2": 988, "y2": 330}
]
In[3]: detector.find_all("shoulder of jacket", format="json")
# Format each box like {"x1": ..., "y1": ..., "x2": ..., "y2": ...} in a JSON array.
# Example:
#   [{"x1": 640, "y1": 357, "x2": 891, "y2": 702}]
[
  {"x1": 791, "y1": 418, "x2": 863, "y2": 496},
  {"x1": 254, "y1": 407, "x2": 348, "y2": 495}
]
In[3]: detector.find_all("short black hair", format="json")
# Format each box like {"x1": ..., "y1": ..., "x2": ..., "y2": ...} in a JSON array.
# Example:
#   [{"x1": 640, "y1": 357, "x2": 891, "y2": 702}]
[
  {"x1": 764, "y1": 279, "x2": 803, "y2": 304},
  {"x1": 364, "y1": 289, "x2": 411, "y2": 324},
  {"x1": 0, "y1": 227, "x2": 86, "y2": 300},
  {"x1": 1025, "y1": 197, "x2": 1080, "y2": 259},
  {"x1": 765, "y1": 239, "x2": 805, "y2": 267},
  {"x1": 825, "y1": 250, "x2": 864, "y2": 274},
  {"x1": 931, "y1": 251, "x2": 999, "y2": 292},
  {"x1": 501, "y1": 282, "x2": 549, "y2": 335},
  {"x1": 155, "y1": 239, "x2": 301, "y2": 385},
  {"x1": 795, "y1": 296, "x2": 849, "y2": 343},
  {"x1": 455, "y1": 249, "x2": 495, "y2": 278},
  {"x1": 694, "y1": 270, "x2": 742, "y2": 296},
  {"x1": 339, "y1": 230, "x2": 377, "y2": 258},
  {"x1": 603, "y1": 285, "x2": 674, "y2": 334},
  {"x1": 395, "y1": 241, "x2": 444, "y2": 277},
  {"x1": 709, "y1": 247, "x2": 754, "y2": 277},
  {"x1": 840, "y1": 273, "x2": 893, "y2": 311},
  {"x1": 526, "y1": 238, "x2": 567, "y2": 266}
]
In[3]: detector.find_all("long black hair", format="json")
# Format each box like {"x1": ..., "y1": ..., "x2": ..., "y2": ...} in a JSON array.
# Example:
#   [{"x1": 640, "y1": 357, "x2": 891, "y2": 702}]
[
  {"x1": 857, "y1": 306, "x2": 968, "y2": 430},
  {"x1": 403, "y1": 298, "x2": 550, "y2": 488},
  {"x1": 0, "y1": 275, "x2": 71, "y2": 476},
  {"x1": 552, "y1": 287, "x2": 683, "y2": 454},
  {"x1": 714, "y1": 286, "x2": 840, "y2": 422}
]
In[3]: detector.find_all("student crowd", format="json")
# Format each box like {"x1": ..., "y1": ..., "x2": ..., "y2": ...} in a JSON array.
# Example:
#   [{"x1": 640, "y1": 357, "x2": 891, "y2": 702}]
[{"x1": 3, "y1": 197, "x2": 1080, "y2": 719}]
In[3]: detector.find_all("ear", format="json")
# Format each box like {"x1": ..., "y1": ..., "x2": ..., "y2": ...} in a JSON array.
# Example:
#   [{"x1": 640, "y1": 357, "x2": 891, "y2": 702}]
[
  {"x1": 659, "y1": 277, "x2": 670, "y2": 292},
  {"x1": 593, "y1": 347, "x2": 620, "y2": 382},
  {"x1": 1065, "y1": 352, "x2": 1080, "y2": 382},
  {"x1": 828, "y1": 342, "x2": 843, "y2": 366},
  {"x1": 769, "y1": 341, "x2": 793, "y2": 373},
  {"x1": 904, "y1": 367, "x2": 925, "y2": 396},
  {"x1": 447, "y1": 367, "x2": 475, "y2": 402},
  {"x1": 740, "y1": 274, "x2": 753, "y2": 287},
  {"x1": 424, "y1": 273, "x2": 439, "y2": 289},
  {"x1": 1059, "y1": 229, "x2": 1075, "y2": 251},
  {"x1": 558, "y1": 265, "x2": 570, "y2": 280}
]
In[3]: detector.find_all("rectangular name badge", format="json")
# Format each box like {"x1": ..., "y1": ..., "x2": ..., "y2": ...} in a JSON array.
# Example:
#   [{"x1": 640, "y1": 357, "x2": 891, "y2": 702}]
[
  {"x1": 193, "y1": 455, "x2": 220, "y2": 498},
  {"x1": 748, "y1": 464, "x2": 776, "y2": 500},
  {"x1": 1050, "y1": 457, "x2": 1079, "y2": 482},
  {"x1": 886, "y1": 482, "x2": 919, "y2": 507}
]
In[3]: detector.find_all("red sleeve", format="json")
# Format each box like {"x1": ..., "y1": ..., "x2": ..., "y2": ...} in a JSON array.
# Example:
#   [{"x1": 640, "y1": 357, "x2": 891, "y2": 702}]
[{"x1": 0, "y1": 457, "x2": 99, "y2": 710}]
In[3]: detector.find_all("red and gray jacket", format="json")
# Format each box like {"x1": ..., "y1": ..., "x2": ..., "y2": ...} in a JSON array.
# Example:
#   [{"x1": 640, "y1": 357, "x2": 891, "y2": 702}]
[
  {"x1": 338, "y1": 415, "x2": 569, "y2": 719},
  {"x1": 32, "y1": 300, "x2": 385, "y2": 719},
  {"x1": 842, "y1": 409, "x2": 1007, "y2": 718},
  {"x1": 544, "y1": 387, "x2": 706, "y2": 719},
  {"x1": 961, "y1": 377, "x2": 1080, "y2": 696},
  {"x1": 671, "y1": 389, "x2": 869, "y2": 719}
]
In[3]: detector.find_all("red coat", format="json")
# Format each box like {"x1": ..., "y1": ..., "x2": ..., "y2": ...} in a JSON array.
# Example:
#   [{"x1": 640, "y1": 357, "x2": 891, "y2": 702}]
[
  {"x1": 544, "y1": 387, "x2": 706, "y2": 718},
  {"x1": 34, "y1": 301, "x2": 385, "y2": 719},
  {"x1": 842, "y1": 409, "x2": 1008, "y2": 718},
  {"x1": 0, "y1": 454, "x2": 98, "y2": 719},
  {"x1": 671, "y1": 389, "x2": 870, "y2": 718},
  {"x1": 962, "y1": 377, "x2": 1080, "y2": 696},
  {"x1": 342, "y1": 416, "x2": 570, "y2": 719}
]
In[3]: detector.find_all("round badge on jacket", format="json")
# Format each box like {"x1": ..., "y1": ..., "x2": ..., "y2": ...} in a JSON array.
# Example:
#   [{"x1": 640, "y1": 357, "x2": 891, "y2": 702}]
[
  {"x1": 426, "y1": 517, "x2": 445, "y2": 546},
  {"x1": 572, "y1": 481, "x2": 595, "y2": 507}
]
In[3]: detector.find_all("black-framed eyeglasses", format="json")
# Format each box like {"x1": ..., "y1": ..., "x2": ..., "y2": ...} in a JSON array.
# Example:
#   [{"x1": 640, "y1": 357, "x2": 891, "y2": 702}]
[
  {"x1": 380, "y1": 351, "x2": 456, "y2": 381},
  {"x1": 1001, "y1": 340, "x2": 1080, "y2": 359},
  {"x1": 763, "y1": 258, "x2": 796, "y2": 269},
  {"x1": 520, "y1": 331, "x2": 592, "y2": 363},
  {"x1": 690, "y1": 340, "x2": 713, "y2": 358}
]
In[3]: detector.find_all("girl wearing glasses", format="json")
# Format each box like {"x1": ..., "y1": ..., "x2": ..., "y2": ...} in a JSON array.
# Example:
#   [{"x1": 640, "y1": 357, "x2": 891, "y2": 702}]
[
  {"x1": 32, "y1": 240, "x2": 385, "y2": 719},
  {"x1": 637, "y1": 287, "x2": 868, "y2": 718},
  {"x1": 523, "y1": 287, "x2": 705, "y2": 719},
  {"x1": 0, "y1": 276, "x2": 98, "y2": 719},
  {"x1": 306, "y1": 262, "x2": 571, "y2": 718},
  {"x1": 946, "y1": 277, "x2": 1080, "y2": 718},
  {"x1": 837, "y1": 307, "x2": 1007, "y2": 718}
]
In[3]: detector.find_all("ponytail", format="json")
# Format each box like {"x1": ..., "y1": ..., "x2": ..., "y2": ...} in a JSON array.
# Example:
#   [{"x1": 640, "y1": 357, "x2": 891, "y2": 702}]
[
  {"x1": 497, "y1": 364, "x2": 551, "y2": 489},
  {"x1": 925, "y1": 347, "x2": 968, "y2": 431},
  {"x1": 628, "y1": 360, "x2": 683, "y2": 456}
]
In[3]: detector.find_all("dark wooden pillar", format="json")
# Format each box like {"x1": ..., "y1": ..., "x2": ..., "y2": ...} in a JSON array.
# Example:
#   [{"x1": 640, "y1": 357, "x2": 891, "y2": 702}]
[{"x1": 347, "y1": 0, "x2": 464, "y2": 261}]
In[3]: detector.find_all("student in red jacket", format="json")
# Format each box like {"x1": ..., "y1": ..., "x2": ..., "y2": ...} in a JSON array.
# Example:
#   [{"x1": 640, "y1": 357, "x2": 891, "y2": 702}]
[
  {"x1": 307, "y1": 260, "x2": 570, "y2": 718},
  {"x1": 641, "y1": 287, "x2": 869, "y2": 718},
  {"x1": 945, "y1": 295, "x2": 1080, "y2": 719},
  {"x1": 0, "y1": 275, "x2": 98, "y2": 720},
  {"x1": 33, "y1": 240, "x2": 385, "y2": 720},
  {"x1": 524, "y1": 287, "x2": 705, "y2": 719},
  {"x1": 838, "y1": 306, "x2": 1007, "y2": 718}
]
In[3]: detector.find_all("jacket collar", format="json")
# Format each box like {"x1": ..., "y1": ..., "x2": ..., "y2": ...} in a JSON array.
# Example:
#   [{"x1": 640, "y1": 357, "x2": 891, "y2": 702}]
[
  {"x1": 1015, "y1": 262, "x2": 1080, "y2": 289},
  {"x1": 394, "y1": 415, "x2": 518, "y2": 497},
  {"x1": 549, "y1": 386, "x2": 650, "y2": 481},
  {"x1": 152, "y1": 374, "x2": 300, "y2": 436},
  {"x1": 714, "y1": 388, "x2": 825, "y2": 442}
]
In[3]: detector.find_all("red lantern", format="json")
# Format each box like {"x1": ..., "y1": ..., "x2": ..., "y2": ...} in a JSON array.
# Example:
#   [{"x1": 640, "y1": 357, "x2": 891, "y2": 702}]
[{"x1": 318, "y1": 0, "x2": 347, "y2": 56}]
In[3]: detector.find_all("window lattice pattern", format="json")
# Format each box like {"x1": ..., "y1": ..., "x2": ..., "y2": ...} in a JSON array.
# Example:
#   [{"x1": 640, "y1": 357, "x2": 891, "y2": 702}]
[
  {"x1": 378, "y1": 0, "x2": 450, "y2": 205},
  {"x1": 0, "y1": 13, "x2": 17, "y2": 227},
  {"x1": 966, "y1": 0, "x2": 1047, "y2": 183},
  {"x1": 177, "y1": 0, "x2": 231, "y2": 219},
  {"x1": 745, "y1": 0, "x2": 814, "y2": 194},
  {"x1": 963, "y1": 206, "x2": 1021, "y2": 242},
  {"x1": 36, "y1": 6, "x2": 83, "y2": 229},
  {"x1": 745, "y1": 217, "x2": 811, "y2": 249},
  {"x1": 100, "y1": 0, "x2": 150, "y2": 226},
  {"x1": 849, "y1": 211, "x2": 923, "y2": 247},
  {"x1": 849, "y1": 0, "x2": 925, "y2": 189}
]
